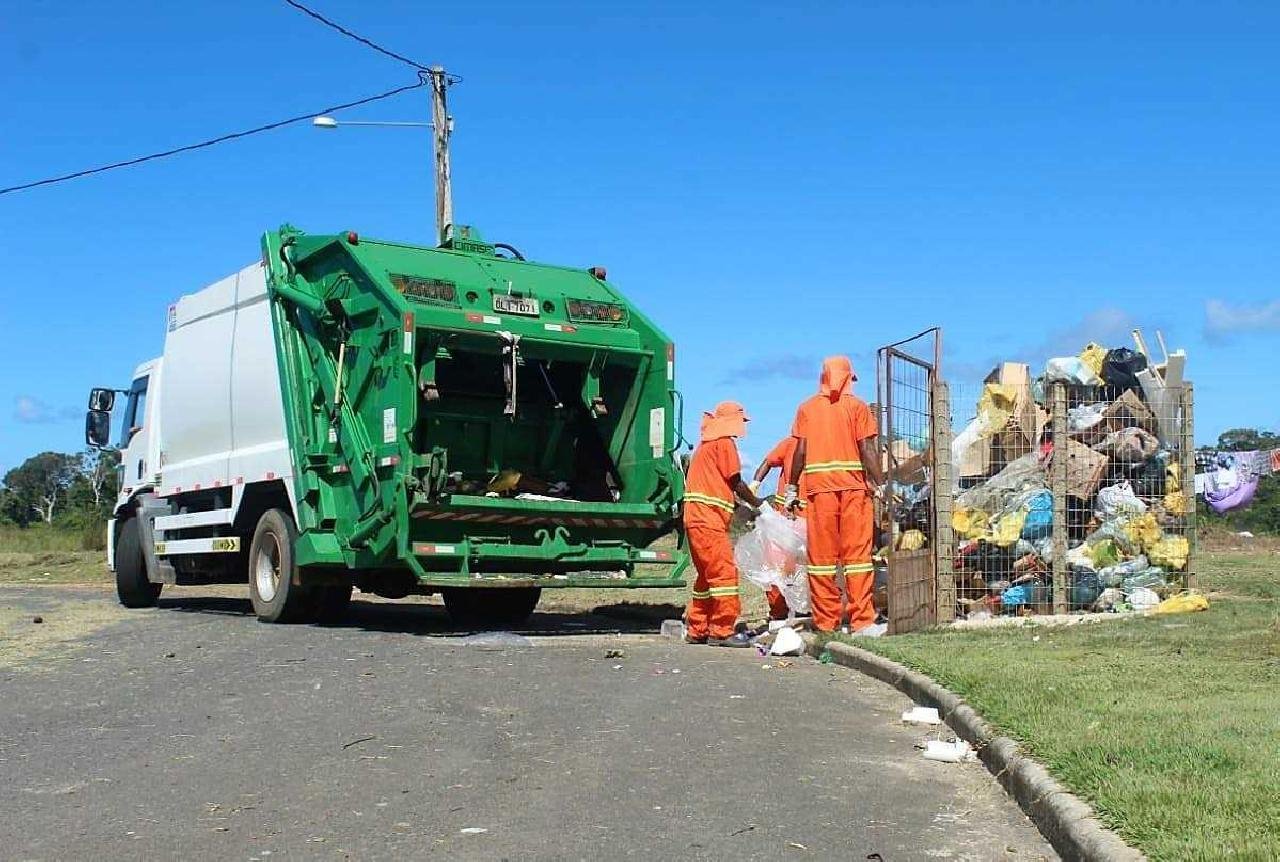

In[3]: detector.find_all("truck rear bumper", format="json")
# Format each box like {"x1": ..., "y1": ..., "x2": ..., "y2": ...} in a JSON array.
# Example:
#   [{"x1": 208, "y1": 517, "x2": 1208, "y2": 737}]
[{"x1": 406, "y1": 530, "x2": 688, "y2": 588}]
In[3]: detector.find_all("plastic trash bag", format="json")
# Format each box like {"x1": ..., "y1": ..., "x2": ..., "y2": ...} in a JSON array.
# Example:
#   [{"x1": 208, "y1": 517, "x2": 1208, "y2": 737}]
[
  {"x1": 1019, "y1": 490, "x2": 1053, "y2": 540},
  {"x1": 1068, "y1": 403, "x2": 1107, "y2": 433},
  {"x1": 1045, "y1": 356, "x2": 1102, "y2": 385},
  {"x1": 1148, "y1": 535, "x2": 1190, "y2": 571},
  {"x1": 733, "y1": 507, "x2": 811, "y2": 614},
  {"x1": 952, "y1": 507, "x2": 990, "y2": 540},
  {"x1": 1129, "y1": 586, "x2": 1160, "y2": 611},
  {"x1": 1071, "y1": 570, "x2": 1102, "y2": 609},
  {"x1": 1152, "y1": 591, "x2": 1209, "y2": 615},
  {"x1": 897, "y1": 529, "x2": 927, "y2": 551},
  {"x1": 1101, "y1": 347, "x2": 1149, "y2": 395},
  {"x1": 1079, "y1": 342, "x2": 1108, "y2": 376},
  {"x1": 956, "y1": 453, "x2": 1047, "y2": 513},
  {"x1": 1096, "y1": 427, "x2": 1159, "y2": 464},
  {"x1": 1121, "y1": 513, "x2": 1161, "y2": 552},
  {"x1": 977, "y1": 383, "x2": 1019, "y2": 435},
  {"x1": 1097, "y1": 554, "x2": 1149, "y2": 588},
  {"x1": 990, "y1": 509, "x2": 1027, "y2": 547},
  {"x1": 1096, "y1": 481, "x2": 1148, "y2": 518},
  {"x1": 1121, "y1": 567, "x2": 1167, "y2": 594}
]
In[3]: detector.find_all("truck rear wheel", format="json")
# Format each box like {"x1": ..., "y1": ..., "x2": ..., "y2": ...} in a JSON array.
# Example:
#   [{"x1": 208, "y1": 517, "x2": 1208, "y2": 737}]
[
  {"x1": 442, "y1": 587, "x2": 541, "y2": 628},
  {"x1": 116, "y1": 517, "x2": 162, "y2": 608},
  {"x1": 247, "y1": 508, "x2": 314, "y2": 623}
]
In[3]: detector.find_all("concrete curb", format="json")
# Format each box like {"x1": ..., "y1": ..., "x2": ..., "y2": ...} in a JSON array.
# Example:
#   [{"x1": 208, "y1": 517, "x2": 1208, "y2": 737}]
[{"x1": 807, "y1": 638, "x2": 1146, "y2": 862}]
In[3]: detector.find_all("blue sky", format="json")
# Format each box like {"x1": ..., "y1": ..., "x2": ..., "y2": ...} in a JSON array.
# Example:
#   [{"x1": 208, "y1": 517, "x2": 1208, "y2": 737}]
[{"x1": 2, "y1": 0, "x2": 1278, "y2": 475}]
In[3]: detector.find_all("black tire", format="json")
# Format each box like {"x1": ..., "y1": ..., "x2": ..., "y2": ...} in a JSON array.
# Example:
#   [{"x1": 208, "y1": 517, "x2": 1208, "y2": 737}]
[
  {"x1": 115, "y1": 517, "x2": 162, "y2": 608},
  {"x1": 442, "y1": 587, "x2": 541, "y2": 628},
  {"x1": 314, "y1": 584, "x2": 354, "y2": 624},
  {"x1": 247, "y1": 508, "x2": 314, "y2": 623}
]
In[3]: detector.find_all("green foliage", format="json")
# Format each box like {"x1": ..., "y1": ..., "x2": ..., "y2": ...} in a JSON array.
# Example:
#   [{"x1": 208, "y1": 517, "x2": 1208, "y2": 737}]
[{"x1": 0, "y1": 449, "x2": 118, "y2": 543}]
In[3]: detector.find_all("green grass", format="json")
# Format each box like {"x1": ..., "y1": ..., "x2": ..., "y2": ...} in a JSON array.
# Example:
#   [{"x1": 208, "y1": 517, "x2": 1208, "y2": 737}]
[
  {"x1": 836, "y1": 552, "x2": 1280, "y2": 861},
  {"x1": 0, "y1": 551, "x2": 108, "y2": 584},
  {"x1": 0, "y1": 524, "x2": 92, "y2": 553}
]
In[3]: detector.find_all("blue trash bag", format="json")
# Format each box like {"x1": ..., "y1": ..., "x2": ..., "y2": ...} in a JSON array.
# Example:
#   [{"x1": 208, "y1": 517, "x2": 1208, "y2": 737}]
[{"x1": 1020, "y1": 491, "x2": 1053, "y2": 541}]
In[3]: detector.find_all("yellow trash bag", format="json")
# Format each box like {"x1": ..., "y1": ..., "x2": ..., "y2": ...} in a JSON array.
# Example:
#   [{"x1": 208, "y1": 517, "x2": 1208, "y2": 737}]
[
  {"x1": 990, "y1": 510, "x2": 1027, "y2": 547},
  {"x1": 1149, "y1": 535, "x2": 1190, "y2": 571},
  {"x1": 952, "y1": 508, "x2": 990, "y2": 539},
  {"x1": 1079, "y1": 342, "x2": 1108, "y2": 376},
  {"x1": 1122, "y1": 513, "x2": 1161, "y2": 552},
  {"x1": 1152, "y1": 591, "x2": 1209, "y2": 615},
  {"x1": 976, "y1": 384, "x2": 1018, "y2": 436},
  {"x1": 897, "y1": 529, "x2": 927, "y2": 552}
]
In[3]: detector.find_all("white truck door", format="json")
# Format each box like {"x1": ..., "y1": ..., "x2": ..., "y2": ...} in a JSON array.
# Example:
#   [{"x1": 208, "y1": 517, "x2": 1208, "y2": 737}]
[{"x1": 118, "y1": 368, "x2": 157, "y2": 496}]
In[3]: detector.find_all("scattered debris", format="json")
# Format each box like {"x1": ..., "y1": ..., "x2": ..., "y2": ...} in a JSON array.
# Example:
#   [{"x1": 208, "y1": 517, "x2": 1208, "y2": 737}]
[
  {"x1": 31, "y1": 616, "x2": 43, "y2": 624},
  {"x1": 342, "y1": 736, "x2": 376, "y2": 750},
  {"x1": 164, "y1": 652, "x2": 176, "y2": 658},
  {"x1": 458, "y1": 632, "x2": 532, "y2": 649},
  {"x1": 787, "y1": 841, "x2": 808, "y2": 851},
  {"x1": 459, "y1": 827, "x2": 488, "y2": 835},
  {"x1": 604, "y1": 649, "x2": 624, "y2": 659},
  {"x1": 769, "y1": 626, "x2": 804, "y2": 656},
  {"x1": 902, "y1": 706, "x2": 943, "y2": 726},
  {"x1": 922, "y1": 739, "x2": 975, "y2": 763},
  {"x1": 611, "y1": 664, "x2": 623, "y2": 671}
]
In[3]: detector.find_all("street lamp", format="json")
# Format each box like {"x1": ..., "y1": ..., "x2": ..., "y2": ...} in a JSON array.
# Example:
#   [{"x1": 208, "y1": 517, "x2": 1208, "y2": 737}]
[{"x1": 311, "y1": 116, "x2": 436, "y2": 129}]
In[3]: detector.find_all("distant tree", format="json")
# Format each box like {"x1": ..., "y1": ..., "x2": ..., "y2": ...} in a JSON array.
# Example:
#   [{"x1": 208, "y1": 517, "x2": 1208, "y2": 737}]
[
  {"x1": 3, "y1": 452, "x2": 83, "y2": 525},
  {"x1": 68, "y1": 448, "x2": 121, "y2": 512},
  {"x1": 1216, "y1": 427, "x2": 1280, "y2": 452}
]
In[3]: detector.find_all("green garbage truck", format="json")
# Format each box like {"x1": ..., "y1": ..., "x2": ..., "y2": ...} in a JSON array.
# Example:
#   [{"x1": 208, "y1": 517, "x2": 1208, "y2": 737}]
[{"x1": 86, "y1": 224, "x2": 688, "y2": 624}]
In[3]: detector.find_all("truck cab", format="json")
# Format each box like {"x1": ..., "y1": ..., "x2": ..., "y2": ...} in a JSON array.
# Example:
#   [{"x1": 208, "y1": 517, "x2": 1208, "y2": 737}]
[{"x1": 115, "y1": 359, "x2": 162, "y2": 509}]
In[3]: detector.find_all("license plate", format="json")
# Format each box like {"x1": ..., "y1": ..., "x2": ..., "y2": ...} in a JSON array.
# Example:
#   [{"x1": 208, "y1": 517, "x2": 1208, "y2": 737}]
[{"x1": 493, "y1": 295, "x2": 540, "y2": 316}]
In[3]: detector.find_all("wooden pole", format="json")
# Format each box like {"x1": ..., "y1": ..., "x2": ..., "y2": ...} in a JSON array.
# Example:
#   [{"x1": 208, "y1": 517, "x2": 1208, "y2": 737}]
[
  {"x1": 1051, "y1": 383, "x2": 1069, "y2": 615},
  {"x1": 429, "y1": 67, "x2": 453, "y2": 246}
]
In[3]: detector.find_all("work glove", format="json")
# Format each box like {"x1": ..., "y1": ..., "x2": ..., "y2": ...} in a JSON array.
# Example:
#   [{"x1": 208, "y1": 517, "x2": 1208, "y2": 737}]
[
  {"x1": 748, "y1": 480, "x2": 762, "y2": 497},
  {"x1": 782, "y1": 484, "x2": 799, "y2": 510}
]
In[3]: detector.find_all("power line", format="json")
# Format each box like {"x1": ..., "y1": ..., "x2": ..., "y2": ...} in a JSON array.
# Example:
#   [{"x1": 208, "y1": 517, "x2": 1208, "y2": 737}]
[
  {"x1": 0, "y1": 77, "x2": 427, "y2": 197},
  {"x1": 283, "y1": 0, "x2": 429, "y2": 71}
]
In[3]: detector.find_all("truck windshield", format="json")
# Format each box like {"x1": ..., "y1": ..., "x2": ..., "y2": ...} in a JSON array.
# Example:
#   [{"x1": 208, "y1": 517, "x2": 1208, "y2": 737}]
[{"x1": 119, "y1": 377, "x2": 148, "y2": 447}]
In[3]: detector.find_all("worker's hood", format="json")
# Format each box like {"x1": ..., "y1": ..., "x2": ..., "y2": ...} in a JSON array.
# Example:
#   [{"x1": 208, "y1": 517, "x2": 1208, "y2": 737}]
[
  {"x1": 819, "y1": 355, "x2": 856, "y2": 401},
  {"x1": 700, "y1": 401, "x2": 749, "y2": 442}
]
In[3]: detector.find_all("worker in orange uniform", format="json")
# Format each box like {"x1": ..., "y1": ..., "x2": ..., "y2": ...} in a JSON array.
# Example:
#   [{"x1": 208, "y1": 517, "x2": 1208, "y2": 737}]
[
  {"x1": 683, "y1": 401, "x2": 762, "y2": 648},
  {"x1": 751, "y1": 435, "x2": 806, "y2": 623},
  {"x1": 785, "y1": 356, "x2": 884, "y2": 634}
]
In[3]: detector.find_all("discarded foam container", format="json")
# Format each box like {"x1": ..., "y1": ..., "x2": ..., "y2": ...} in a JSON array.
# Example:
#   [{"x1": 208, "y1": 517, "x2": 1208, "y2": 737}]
[
  {"x1": 902, "y1": 706, "x2": 943, "y2": 726},
  {"x1": 769, "y1": 626, "x2": 804, "y2": 657},
  {"x1": 923, "y1": 739, "x2": 973, "y2": 763}
]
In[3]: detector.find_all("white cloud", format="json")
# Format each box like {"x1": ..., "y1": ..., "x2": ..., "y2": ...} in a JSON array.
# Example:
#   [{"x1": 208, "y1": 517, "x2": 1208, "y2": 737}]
[
  {"x1": 1204, "y1": 299, "x2": 1280, "y2": 342},
  {"x1": 13, "y1": 396, "x2": 79, "y2": 425},
  {"x1": 1034, "y1": 307, "x2": 1138, "y2": 360}
]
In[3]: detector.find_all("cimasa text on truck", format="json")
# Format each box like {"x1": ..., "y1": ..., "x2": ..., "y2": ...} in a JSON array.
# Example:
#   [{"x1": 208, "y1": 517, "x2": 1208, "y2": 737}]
[{"x1": 87, "y1": 225, "x2": 690, "y2": 624}]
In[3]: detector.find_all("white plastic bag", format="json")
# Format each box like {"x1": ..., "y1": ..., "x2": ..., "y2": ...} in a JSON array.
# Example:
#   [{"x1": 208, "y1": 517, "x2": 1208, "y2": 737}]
[
  {"x1": 734, "y1": 508, "x2": 810, "y2": 614},
  {"x1": 1096, "y1": 480, "x2": 1148, "y2": 519}
]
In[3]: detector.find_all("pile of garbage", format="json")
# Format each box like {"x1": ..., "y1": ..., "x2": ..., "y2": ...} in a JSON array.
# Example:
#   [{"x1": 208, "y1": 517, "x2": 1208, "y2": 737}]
[{"x1": 949, "y1": 333, "x2": 1191, "y2": 618}]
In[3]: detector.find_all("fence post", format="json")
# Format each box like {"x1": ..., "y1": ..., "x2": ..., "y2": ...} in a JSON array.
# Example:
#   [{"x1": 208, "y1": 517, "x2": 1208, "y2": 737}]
[
  {"x1": 1179, "y1": 381, "x2": 1196, "y2": 590},
  {"x1": 1051, "y1": 383, "x2": 1069, "y2": 615},
  {"x1": 932, "y1": 378, "x2": 955, "y2": 623}
]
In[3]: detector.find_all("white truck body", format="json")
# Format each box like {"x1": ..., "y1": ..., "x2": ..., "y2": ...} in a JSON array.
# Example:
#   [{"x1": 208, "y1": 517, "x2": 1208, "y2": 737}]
[{"x1": 111, "y1": 263, "x2": 294, "y2": 569}]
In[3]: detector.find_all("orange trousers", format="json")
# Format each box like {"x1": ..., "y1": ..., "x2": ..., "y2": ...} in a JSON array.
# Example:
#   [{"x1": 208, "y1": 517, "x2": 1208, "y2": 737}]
[
  {"x1": 685, "y1": 522, "x2": 741, "y2": 639},
  {"x1": 805, "y1": 489, "x2": 874, "y2": 632}
]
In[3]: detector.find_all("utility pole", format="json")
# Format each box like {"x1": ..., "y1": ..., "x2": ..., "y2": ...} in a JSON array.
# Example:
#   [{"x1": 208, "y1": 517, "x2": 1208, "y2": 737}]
[{"x1": 428, "y1": 66, "x2": 453, "y2": 246}]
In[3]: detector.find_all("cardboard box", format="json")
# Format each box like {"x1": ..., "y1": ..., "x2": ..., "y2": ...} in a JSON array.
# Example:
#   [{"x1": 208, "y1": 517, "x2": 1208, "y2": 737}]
[
  {"x1": 883, "y1": 439, "x2": 928, "y2": 485},
  {"x1": 1101, "y1": 389, "x2": 1159, "y2": 437},
  {"x1": 1063, "y1": 439, "x2": 1109, "y2": 499}
]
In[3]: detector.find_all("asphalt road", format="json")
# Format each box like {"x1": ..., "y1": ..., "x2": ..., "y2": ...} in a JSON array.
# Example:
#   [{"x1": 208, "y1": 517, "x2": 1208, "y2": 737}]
[{"x1": 0, "y1": 585, "x2": 1055, "y2": 861}]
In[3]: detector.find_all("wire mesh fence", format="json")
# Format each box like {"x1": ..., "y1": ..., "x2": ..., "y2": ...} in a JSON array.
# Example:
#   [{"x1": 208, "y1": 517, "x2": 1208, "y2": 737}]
[{"x1": 946, "y1": 364, "x2": 1194, "y2": 620}]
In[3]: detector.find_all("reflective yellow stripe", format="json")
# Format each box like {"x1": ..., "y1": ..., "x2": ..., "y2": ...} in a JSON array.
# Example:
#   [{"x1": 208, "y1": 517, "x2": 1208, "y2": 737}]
[
  {"x1": 803, "y1": 460, "x2": 864, "y2": 474},
  {"x1": 682, "y1": 492, "x2": 734, "y2": 513},
  {"x1": 846, "y1": 563, "x2": 875, "y2": 575},
  {"x1": 690, "y1": 589, "x2": 711, "y2": 599},
  {"x1": 808, "y1": 565, "x2": 839, "y2": 576},
  {"x1": 707, "y1": 586, "x2": 740, "y2": 596}
]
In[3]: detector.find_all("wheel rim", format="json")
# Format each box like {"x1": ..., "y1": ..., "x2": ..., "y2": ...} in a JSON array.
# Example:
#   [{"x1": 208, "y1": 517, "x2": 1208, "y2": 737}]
[{"x1": 254, "y1": 533, "x2": 282, "y2": 603}]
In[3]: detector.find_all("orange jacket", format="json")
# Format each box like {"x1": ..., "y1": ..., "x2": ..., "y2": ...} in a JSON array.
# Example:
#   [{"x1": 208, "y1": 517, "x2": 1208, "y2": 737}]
[
  {"x1": 791, "y1": 356, "x2": 877, "y2": 496},
  {"x1": 683, "y1": 437, "x2": 741, "y2": 530},
  {"x1": 760, "y1": 436, "x2": 806, "y2": 503}
]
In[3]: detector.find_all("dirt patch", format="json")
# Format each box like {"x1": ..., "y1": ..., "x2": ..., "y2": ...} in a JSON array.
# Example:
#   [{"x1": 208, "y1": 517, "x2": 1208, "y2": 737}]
[{"x1": 0, "y1": 587, "x2": 129, "y2": 671}]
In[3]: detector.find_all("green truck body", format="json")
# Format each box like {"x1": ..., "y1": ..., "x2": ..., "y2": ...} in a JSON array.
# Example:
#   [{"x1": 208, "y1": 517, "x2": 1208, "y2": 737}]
[{"x1": 262, "y1": 224, "x2": 689, "y2": 595}]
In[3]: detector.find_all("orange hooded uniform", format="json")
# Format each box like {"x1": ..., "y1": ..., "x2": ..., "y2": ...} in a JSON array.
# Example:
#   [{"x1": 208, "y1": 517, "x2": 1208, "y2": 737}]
[
  {"x1": 683, "y1": 402, "x2": 749, "y2": 640},
  {"x1": 757, "y1": 435, "x2": 806, "y2": 620},
  {"x1": 791, "y1": 356, "x2": 878, "y2": 632}
]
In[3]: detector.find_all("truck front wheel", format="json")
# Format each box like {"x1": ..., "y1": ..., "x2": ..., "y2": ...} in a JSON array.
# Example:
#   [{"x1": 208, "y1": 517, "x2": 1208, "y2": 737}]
[
  {"x1": 247, "y1": 508, "x2": 314, "y2": 623},
  {"x1": 115, "y1": 517, "x2": 162, "y2": 608},
  {"x1": 442, "y1": 587, "x2": 541, "y2": 628}
]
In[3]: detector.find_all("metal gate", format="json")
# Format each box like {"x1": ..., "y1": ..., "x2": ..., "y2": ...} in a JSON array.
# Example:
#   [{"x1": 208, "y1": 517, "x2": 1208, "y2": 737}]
[{"x1": 876, "y1": 328, "x2": 951, "y2": 634}]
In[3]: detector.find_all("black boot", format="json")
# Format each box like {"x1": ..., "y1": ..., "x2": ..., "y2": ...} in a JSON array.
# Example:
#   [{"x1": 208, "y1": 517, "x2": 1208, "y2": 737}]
[{"x1": 708, "y1": 632, "x2": 753, "y2": 648}]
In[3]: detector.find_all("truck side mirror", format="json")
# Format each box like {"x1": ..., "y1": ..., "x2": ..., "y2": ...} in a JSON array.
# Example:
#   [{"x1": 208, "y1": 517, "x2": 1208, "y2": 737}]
[
  {"x1": 89, "y1": 388, "x2": 116, "y2": 412},
  {"x1": 85, "y1": 410, "x2": 112, "y2": 449}
]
